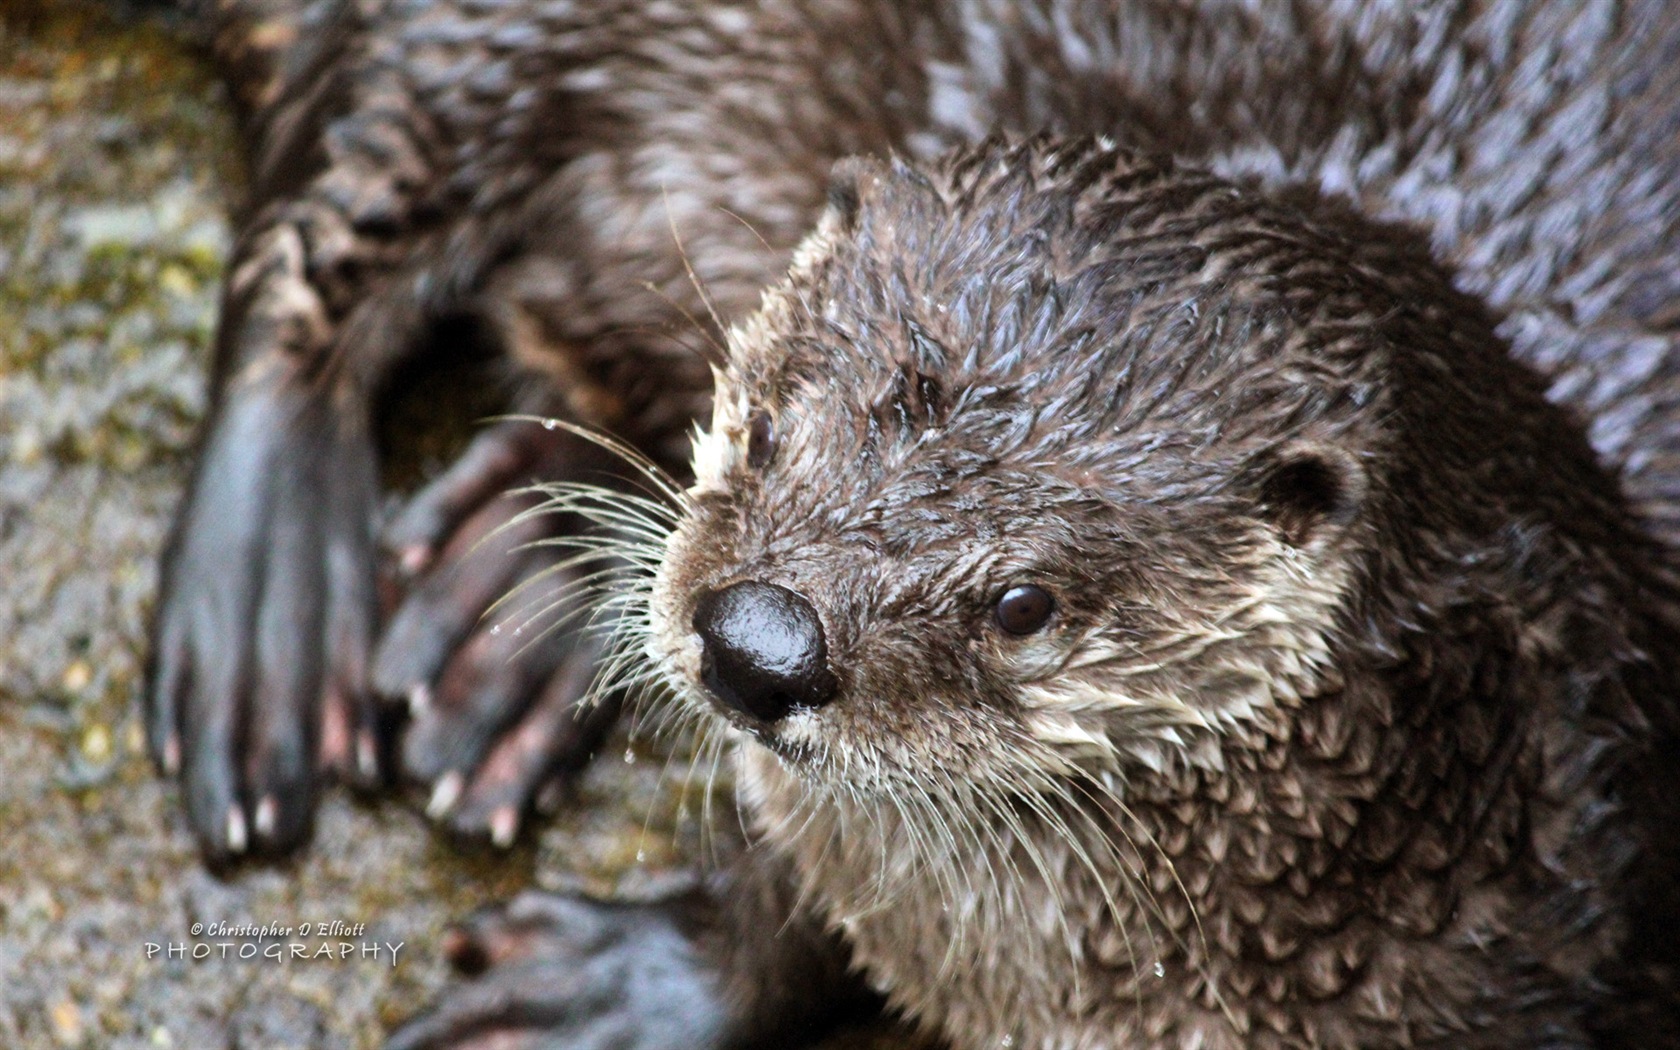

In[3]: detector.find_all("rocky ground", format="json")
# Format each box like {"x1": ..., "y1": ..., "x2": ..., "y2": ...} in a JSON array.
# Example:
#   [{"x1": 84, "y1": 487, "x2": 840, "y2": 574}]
[{"x1": 0, "y1": 4, "x2": 731, "y2": 1046}]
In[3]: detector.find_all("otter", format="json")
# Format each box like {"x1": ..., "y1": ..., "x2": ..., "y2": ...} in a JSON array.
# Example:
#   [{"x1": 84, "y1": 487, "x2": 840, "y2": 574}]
[
  {"x1": 389, "y1": 143, "x2": 1680, "y2": 1049},
  {"x1": 146, "y1": 0, "x2": 1680, "y2": 1046},
  {"x1": 645, "y1": 139, "x2": 1680, "y2": 1048}
]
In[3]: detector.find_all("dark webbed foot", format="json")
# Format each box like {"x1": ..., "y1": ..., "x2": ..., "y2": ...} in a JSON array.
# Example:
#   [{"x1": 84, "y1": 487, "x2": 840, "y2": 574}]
[
  {"x1": 146, "y1": 376, "x2": 383, "y2": 863},
  {"x1": 385, "y1": 891, "x2": 730, "y2": 1050},
  {"x1": 374, "y1": 419, "x2": 629, "y2": 845}
]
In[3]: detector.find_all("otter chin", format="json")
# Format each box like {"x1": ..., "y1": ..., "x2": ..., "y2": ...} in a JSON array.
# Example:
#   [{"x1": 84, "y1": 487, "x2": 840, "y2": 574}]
[{"x1": 636, "y1": 138, "x2": 1680, "y2": 1049}]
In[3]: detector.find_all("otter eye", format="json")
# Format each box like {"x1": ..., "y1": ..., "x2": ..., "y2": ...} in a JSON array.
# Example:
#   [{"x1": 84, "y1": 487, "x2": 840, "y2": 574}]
[
  {"x1": 995, "y1": 584, "x2": 1055, "y2": 635},
  {"x1": 747, "y1": 410, "x2": 775, "y2": 469}
]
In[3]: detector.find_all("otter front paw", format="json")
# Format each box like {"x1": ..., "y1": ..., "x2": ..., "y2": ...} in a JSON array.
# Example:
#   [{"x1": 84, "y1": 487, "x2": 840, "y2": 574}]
[
  {"x1": 373, "y1": 419, "x2": 629, "y2": 845},
  {"x1": 146, "y1": 382, "x2": 382, "y2": 863},
  {"x1": 385, "y1": 891, "x2": 730, "y2": 1050}
]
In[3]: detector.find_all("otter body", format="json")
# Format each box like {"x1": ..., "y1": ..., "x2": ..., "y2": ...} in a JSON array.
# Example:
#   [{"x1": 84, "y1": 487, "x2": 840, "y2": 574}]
[{"x1": 152, "y1": 1, "x2": 1680, "y2": 1046}]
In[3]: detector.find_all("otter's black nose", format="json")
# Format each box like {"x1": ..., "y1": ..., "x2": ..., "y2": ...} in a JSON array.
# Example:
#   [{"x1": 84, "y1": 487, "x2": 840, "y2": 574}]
[{"x1": 692, "y1": 581, "x2": 837, "y2": 723}]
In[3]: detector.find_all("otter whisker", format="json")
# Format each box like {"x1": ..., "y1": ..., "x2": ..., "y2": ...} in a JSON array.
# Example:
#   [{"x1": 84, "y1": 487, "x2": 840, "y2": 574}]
[
  {"x1": 498, "y1": 552, "x2": 651, "y2": 617},
  {"x1": 495, "y1": 414, "x2": 690, "y2": 509},
  {"x1": 969, "y1": 789, "x2": 1063, "y2": 990},
  {"x1": 713, "y1": 204, "x2": 831, "y2": 348},
  {"x1": 705, "y1": 722, "x2": 742, "y2": 870},
  {"x1": 660, "y1": 187, "x2": 729, "y2": 355},
  {"x1": 631, "y1": 704, "x2": 711, "y2": 872},
  {"x1": 1072, "y1": 773, "x2": 1243, "y2": 1033},
  {"x1": 495, "y1": 567, "x2": 655, "y2": 661},
  {"x1": 1028, "y1": 776, "x2": 1157, "y2": 1006},
  {"x1": 932, "y1": 788, "x2": 1027, "y2": 982},
  {"x1": 781, "y1": 787, "x2": 852, "y2": 935},
  {"x1": 519, "y1": 483, "x2": 683, "y2": 533},
  {"x1": 514, "y1": 478, "x2": 684, "y2": 524},
  {"x1": 651, "y1": 703, "x2": 713, "y2": 866},
  {"x1": 519, "y1": 515, "x2": 673, "y2": 554},
  {"x1": 637, "y1": 280, "x2": 730, "y2": 366},
  {"x1": 1033, "y1": 771, "x2": 1173, "y2": 951}
]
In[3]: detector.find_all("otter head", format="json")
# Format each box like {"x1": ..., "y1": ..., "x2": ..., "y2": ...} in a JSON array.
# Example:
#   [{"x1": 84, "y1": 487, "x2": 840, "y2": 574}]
[{"x1": 649, "y1": 138, "x2": 1416, "y2": 801}]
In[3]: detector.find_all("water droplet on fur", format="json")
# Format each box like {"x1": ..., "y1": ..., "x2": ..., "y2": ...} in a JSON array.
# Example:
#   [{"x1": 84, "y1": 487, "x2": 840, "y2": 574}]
[
  {"x1": 543, "y1": 418, "x2": 558, "y2": 430},
  {"x1": 624, "y1": 749, "x2": 636, "y2": 764},
  {"x1": 489, "y1": 624, "x2": 501, "y2": 636},
  {"x1": 1000, "y1": 1038, "x2": 1013, "y2": 1047},
  {"x1": 1153, "y1": 961, "x2": 1165, "y2": 978},
  {"x1": 636, "y1": 849, "x2": 646, "y2": 863},
  {"x1": 512, "y1": 625, "x2": 522, "y2": 636}
]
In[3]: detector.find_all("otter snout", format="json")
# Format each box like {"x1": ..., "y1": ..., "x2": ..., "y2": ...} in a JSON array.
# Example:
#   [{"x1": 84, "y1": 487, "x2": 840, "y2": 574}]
[{"x1": 692, "y1": 581, "x2": 837, "y2": 723}]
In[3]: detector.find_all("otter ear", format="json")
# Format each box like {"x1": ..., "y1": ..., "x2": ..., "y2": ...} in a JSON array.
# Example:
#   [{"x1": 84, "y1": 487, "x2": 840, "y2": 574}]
[
  {"x1": 826, "y1": 172, "x2": 862, "y2": 233},
  {"x1": 1246, "y1": 441, "x2": 1367, "y2": 547},
  {"x1": 826, "y1": 157, "x2": 884, "y2": 235}
]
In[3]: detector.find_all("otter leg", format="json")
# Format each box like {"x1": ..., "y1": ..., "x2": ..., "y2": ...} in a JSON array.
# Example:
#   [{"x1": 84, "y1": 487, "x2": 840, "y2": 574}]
[
  {"x1": 372, "y1": 419, "x2": 628, "y2": 844},
  {"x1": 385, "y1": 849, "x2": 881, "y2": 1050},
  {"x1": 148, "y1": 0, "x2": 573, "y2": 862},
  {"x1": 142, "y1": 184, "x2": 444, "y2": 862}
]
